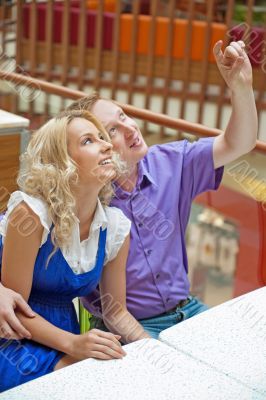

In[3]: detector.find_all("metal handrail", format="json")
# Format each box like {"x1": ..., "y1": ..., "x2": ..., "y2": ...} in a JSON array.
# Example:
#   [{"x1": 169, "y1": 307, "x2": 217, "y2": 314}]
[{"x1": 1, "y1": 70, "x2": 266, "y2": 153}]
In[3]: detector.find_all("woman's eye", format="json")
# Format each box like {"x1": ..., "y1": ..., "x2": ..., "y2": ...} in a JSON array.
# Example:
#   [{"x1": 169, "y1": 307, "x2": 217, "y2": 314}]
[
  {"x1": 83, "y1": 138, "x2": 92, "y2": 145},
  {"x1": 120, "y1": 112, "x2": 126, "y2": 121}
]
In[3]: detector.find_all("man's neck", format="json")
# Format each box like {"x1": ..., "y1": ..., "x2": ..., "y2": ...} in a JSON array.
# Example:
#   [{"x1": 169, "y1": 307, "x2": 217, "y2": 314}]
[{"x1": 115, "y1": 165, "x2": 138, "y2": 193}]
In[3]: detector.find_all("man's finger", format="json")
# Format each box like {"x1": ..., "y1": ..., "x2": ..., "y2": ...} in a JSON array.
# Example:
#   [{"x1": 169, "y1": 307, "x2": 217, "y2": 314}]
[
  {"x1": 213, "y1": 40, "x2": 223, "y2": 62},
  {"x1": 229, "y1": 41, "x2": 245, "y2": 57},
  {"x1": 224, "y1": 45, "x2": 240, "y2": 60},
  {"x1": 15, "y1": 296, "x2": 36, "y2": 318},
  {"x1": 0, "y1": 322, "x2": 20, "y2": 340},
  {"x1": 7, "y1": 314, "x2": 32, "y2": 339}
]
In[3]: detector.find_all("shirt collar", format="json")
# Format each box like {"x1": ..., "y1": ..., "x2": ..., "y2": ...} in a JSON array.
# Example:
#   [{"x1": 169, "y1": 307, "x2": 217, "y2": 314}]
[
  {"x1": 90, "y1": 198, "x2": 108, "y2": 232},
  {"x1": 113, "y1": 158, "x2": 158, "y2": 199},
  {"x1": 75, "y1": 198, "x2": 108, "y2": 233},
  {"x1": 137, "y1": 158, "x2": 158, "y2": 189}
]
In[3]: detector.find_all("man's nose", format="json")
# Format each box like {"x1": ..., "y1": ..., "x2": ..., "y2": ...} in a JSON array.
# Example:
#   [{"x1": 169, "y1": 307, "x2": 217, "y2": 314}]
[{"x1": 124, "y1": 124, "x2": 135, "y2": 140}]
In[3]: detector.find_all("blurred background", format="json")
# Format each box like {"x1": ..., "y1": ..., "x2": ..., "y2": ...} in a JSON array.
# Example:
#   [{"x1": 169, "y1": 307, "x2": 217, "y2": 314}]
[{"x1": 0, "y1": 0, "x2": 265, "y2": 308}]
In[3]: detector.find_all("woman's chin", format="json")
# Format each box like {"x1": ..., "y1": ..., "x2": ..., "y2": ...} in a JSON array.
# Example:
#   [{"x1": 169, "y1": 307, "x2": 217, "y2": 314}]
[{"x1": 100, "y1": 169, "x2": 117, "y2": 184}]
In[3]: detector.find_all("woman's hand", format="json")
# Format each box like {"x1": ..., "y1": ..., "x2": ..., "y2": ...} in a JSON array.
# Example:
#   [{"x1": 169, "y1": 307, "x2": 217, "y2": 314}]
[
  {"x1": 68, "y1": 328, "x2": 126, "y2": 361},
  {"x1": 0, "y1": 283, "x2": 35, "y2": 340},
  {"x1": 213, "y1": 40, "x2": 253, "y2": 91}
]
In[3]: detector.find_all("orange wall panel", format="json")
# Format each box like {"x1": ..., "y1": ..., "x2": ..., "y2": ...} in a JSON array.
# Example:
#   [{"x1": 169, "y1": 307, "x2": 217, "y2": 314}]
[
  {"x1": 191, "y1": 21, "x2": 206, "y2": 61},
  {"x1": 87, "y1": 0, "x2": 116, "y2": 12},
  {"x1": 172, "y1": 19, "x2": 187, "y2": 59},
  {"x1": 155, "y1": 17, "x2": 168, "y2": 57},
  {"x1": 119, "y1": 14, "x2": 227, "y2": 64},
  {"x1": 136, "y1": 15, "x2": 150, "y2": 54},
  {"x1": 120, "y1": 14, "x2": 132, "y2": 53}
]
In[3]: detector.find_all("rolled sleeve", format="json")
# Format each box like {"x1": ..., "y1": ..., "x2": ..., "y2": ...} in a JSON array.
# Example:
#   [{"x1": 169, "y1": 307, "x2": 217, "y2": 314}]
[{"x1": 183, "y1": 137, "x2": 224, "y2": 199}]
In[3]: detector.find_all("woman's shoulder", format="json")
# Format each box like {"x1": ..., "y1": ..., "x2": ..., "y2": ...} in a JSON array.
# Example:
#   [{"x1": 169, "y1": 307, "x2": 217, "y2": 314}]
[
  {"x1": 0, "y1": 191, "x2": 51, "y2": 246},
  {"x1": 7, "y1": 191, "x2": 49, "y2": 222},
  {"x1": 8, "y1": 190, "x2": 46, "y2": 210}
]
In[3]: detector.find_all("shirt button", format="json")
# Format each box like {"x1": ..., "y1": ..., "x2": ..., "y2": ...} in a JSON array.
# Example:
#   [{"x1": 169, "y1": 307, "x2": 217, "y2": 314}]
[
  {"x1": 166, "y1": 298, "x2": 170, "y2": 303},
  {"x1": 155, "y1": 273, "x2": 160, "y2": 279},
  {"x1": 138, "y1": 222, "x2": 143, "y2": 228},
  {"x1": 147, "y1": 249, "x2": 152, "y2": 255}
]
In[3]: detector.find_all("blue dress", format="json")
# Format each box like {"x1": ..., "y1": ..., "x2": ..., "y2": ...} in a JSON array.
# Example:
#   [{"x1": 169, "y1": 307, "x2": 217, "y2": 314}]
[{"x1": 0, "y1": 227, "x2": 107, "y2": 393}]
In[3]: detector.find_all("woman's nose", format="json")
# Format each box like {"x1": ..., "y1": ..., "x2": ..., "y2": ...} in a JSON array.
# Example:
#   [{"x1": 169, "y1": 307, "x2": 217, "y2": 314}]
[{"x1": 101, "y1": 140, "x2": 113, "y2": 152}]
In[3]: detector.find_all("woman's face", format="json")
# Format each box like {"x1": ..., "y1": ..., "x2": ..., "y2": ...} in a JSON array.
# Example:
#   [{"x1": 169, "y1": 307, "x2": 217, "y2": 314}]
[{"x1": 67, "y1": 117, "x2": 116, "y2": 188}]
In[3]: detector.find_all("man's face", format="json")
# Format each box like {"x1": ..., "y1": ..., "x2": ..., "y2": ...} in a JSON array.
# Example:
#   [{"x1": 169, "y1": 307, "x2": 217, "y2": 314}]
[{"x1": 91, "y1": 100, "x2": 148, "y2": 167}]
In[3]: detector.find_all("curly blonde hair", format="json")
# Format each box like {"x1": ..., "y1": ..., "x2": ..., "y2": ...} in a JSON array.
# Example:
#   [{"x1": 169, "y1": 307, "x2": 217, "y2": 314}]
[{"x1": 18, "y1": 109, "x2": 118, "y2": 262}]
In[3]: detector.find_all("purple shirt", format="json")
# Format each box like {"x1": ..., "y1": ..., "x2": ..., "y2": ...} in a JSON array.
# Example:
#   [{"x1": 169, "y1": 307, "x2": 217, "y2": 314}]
[{"x1": 82, "y1": 138, "x2": 223, "y2": 319}]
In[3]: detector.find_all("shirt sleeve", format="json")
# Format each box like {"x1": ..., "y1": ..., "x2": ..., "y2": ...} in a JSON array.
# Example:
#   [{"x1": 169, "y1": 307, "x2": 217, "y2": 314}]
[
  {"x1": 104, "y1": 206, "x2": 131, "y2": 264},
  {"x1": 182, "y1": 137, "x2": 224, "y2": 200},
  {"x1": 0, "y1": 191, "x2": 51, "y2": 246}
]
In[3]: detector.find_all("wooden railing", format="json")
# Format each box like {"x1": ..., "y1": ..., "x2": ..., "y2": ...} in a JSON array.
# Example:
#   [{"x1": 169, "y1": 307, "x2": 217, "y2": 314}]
[
  {"x1": 1, "y1": 70, "x2": 266, "y2": 154},
  {"x1": 0, "y1": 1, "x2": 265, "y2": 139}
]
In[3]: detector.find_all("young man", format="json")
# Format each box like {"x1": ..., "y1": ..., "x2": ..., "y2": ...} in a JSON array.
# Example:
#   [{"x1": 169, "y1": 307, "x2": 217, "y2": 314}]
[{"x1": 0, "y1": 40, "x2": 257, "y2": 339}]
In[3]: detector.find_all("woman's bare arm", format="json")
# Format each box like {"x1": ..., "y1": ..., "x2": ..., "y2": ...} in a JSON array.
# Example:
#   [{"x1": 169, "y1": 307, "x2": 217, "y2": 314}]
[{"x1": 100, "y1": 235, "x2": 151, "y2": 344}]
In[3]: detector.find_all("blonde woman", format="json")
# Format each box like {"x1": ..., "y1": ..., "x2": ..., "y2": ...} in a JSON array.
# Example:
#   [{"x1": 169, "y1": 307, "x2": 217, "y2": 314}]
[{"x1": 0, "y1": 110, "x2": 150, "y2": 392}]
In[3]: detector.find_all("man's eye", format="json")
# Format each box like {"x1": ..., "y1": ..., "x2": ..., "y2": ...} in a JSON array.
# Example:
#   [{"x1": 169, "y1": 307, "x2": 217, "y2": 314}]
[{"x1": 109, "y1": 127, "x2": 116, "y2": 137}]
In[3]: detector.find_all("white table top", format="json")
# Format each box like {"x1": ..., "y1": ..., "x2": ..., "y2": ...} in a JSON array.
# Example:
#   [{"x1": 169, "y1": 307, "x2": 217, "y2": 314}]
[
  {"x1": 0, "y1": 109, "x2": 29, "y2": 130},
  {"x1": 0, "y1": 339, "x2": 262, "y2": 400},
  {"x1": 1, "y1": 288, "x2": 265, "y2": 400},
  {"x1": 159, "y1": 286, "x2": 266, "y2": 398}
]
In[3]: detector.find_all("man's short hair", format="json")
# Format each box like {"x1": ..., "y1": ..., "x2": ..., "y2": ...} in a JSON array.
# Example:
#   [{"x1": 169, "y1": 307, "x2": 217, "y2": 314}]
[{"x1": 66, "y1": 92, "x2": 101, "y2": 112}]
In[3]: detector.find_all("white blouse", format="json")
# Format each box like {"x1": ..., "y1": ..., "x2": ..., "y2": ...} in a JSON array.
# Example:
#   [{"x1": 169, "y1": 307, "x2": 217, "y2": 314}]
[{"x1": 0, "y1": 191, "x2": 131, "y2": 275}]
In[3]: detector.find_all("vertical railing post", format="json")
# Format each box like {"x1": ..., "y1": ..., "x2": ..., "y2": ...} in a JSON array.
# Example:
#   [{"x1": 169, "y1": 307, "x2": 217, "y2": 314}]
[
  {"x1": 127, "y1": 0, "x2": 140, "y2": 105},
  {"x1": 61, "y1": 0, "x2": 70, "y2": 110},
  {"x1": 160, "y1": 0, "x2": 175, "y2": 138},
  {"x1": 43, "y1": 0, "x2": 54, "y2": 121},
  {"x1": 179, "y1": 0, "x2": 195, "y2": 139},
  {"x1": 143, "y1": 0, "x2": 158, "y2": 135},
  {"x1": 111, "y1": 0, "x2": 122, "y2": 100},
  {"x1": 77, "y1": 1, "x2": 87, "y2": 91},
  {"x1": 197, "y1": 0, "x2": 214, "y2": 125},
  {"x1": 94, "y1": 0, "x2": 104, "y2": 92}
]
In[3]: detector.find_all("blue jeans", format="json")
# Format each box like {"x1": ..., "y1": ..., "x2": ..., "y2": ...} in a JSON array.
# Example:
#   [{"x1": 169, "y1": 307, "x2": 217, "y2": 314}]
[
  {"x1": 91, "y1": 296, "x2": 208, "y2": 340},
  {"x1": 138, "y1": 296, "x2": 209, "y2": 339}
]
